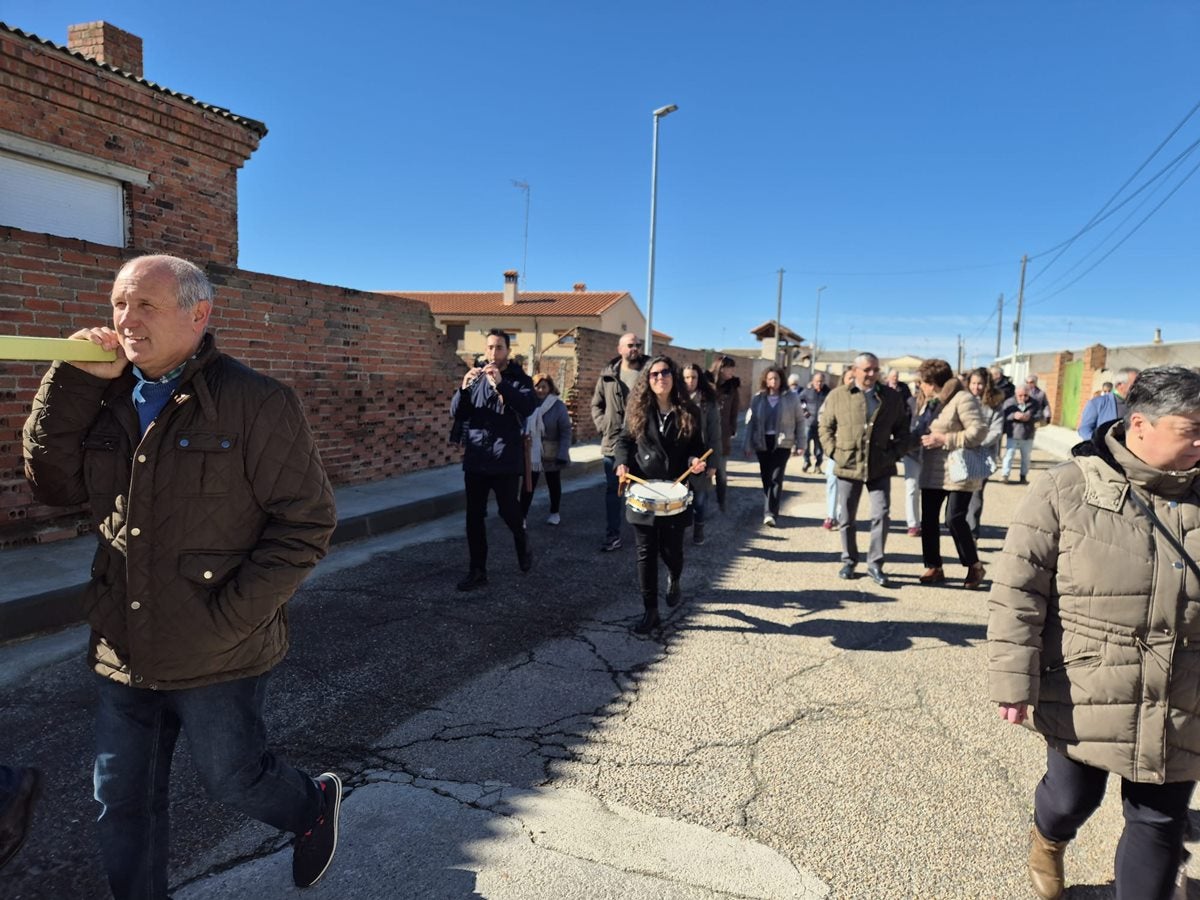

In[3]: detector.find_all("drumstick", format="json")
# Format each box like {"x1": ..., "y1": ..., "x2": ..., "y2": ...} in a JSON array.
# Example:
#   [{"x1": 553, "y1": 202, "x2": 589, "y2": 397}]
[
  {"x1": 673, "y1": 448, "x2": 714, "y2": 485},
  {"x1": 0, "y1": 335, "x2": 117, "y2": 362},
  {"x1": 623, "y1": 473, "x2": 652, "y2": 487}
]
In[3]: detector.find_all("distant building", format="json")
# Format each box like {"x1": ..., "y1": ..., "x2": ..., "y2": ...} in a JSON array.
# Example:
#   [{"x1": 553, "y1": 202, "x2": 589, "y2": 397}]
[{"x1": 386, "y1": 272, "x2": 669, "y2": 367}]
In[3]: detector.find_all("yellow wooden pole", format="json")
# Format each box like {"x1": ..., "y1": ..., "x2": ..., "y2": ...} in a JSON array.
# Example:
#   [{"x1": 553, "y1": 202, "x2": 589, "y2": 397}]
[{"x1": 0, "y1": 336, "x2": 117, "y2": 362}]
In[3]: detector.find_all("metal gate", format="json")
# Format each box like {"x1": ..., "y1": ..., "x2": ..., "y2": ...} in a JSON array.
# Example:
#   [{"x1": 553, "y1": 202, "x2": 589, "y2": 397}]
[{"x1": 1059, "y1": 360, "x2": 1083, "y2": 429}]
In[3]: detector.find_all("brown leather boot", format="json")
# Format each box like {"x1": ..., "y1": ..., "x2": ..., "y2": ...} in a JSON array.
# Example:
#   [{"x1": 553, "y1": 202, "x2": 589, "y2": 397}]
[
  {"x1": 1028, "y1": 825, "x2": 1068, "y2": 900},
  {"x1": 918, "y1": 567, "x2": 945, "y2": 584},
  {"x1": 964, "y1": 562, "x2": 986, "y2": 590}
]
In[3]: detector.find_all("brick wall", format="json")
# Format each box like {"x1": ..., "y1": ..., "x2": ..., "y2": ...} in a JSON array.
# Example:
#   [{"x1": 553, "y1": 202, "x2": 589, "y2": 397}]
[
  {"x1": 0, "y1": 228, "x2": 465, "y2": 547},
  {"x1": 0, "y1": 26, "x2": 260, "y2": 266}
]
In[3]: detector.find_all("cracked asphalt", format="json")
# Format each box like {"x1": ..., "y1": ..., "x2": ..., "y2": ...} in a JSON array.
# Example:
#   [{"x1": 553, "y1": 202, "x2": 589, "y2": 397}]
[{"x1": 4, "y1": 452, "x2": 1196, "y2": 898}]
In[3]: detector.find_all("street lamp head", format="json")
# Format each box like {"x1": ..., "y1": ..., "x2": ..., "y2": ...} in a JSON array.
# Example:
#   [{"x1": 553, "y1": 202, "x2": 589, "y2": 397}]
[
  {"x1": 653, "y1": 104, "x2": 679, "y2": 118},
  {"x1": 817, "y1": 285, "x2": 827, "y2": 292}
]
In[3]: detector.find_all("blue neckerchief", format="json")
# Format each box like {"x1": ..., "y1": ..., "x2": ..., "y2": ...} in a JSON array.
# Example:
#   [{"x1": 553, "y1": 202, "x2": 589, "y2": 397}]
[{"x1": 131, "y1": 361, "x2": 188, "y2": 404}]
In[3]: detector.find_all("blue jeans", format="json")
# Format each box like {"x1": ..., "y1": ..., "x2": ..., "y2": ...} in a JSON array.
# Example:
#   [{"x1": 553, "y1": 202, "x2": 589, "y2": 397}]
[
  {"x1": 1002, "y1": 437, "x2": 1034, "y2": 479},
  {"x1": 603, "y1": 455, "x2": 623, "y2": 539},
  {"x1": 94, "y1": 673, "x2": 322, "y2": 900}
]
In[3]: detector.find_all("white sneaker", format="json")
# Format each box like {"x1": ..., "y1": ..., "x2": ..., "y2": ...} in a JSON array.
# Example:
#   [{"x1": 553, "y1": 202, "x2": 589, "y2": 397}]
[
  {"x1": 546, "y1": 513, "x2": 561, "y2": 526},
  {"x1": 763, "y1": 514, "x2": 776, "y2": 527}
]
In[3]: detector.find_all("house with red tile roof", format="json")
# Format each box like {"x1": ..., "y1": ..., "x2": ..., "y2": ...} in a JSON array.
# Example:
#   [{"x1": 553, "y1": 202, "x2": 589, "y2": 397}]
[{"x1": 385, "y1": 271, "x2": 671, "y2": 367}]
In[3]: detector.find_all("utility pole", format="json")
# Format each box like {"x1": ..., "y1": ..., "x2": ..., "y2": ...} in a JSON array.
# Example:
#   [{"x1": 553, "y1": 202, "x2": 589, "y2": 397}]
[
  {"x1": 994, "y1": 293, "x2": 1004, "y2": 360},
  {"x1": 1012, "y1": 254, "x2": 1028, "y2": 368},
  {"x1": 957, "y1": 334, "x2": 964, "y2": 374},
  {"x1": 773, "y1": 268, "x2": 785, "y2": 367}
]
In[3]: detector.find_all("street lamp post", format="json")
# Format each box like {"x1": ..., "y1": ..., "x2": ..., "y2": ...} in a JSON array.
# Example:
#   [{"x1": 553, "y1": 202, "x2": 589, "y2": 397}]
[
  {"x1": 644, "y1": 103, "x2": 678, "y2": 355},
  {"x1": 812, "y1": 285, "x2": 827, "y2": 371}
]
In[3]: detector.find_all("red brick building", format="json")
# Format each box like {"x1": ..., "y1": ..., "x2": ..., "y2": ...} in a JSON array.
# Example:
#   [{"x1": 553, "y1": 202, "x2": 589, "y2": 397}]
[{"x1": 0, "y1": 20, "x2": 463, "y2": 546}]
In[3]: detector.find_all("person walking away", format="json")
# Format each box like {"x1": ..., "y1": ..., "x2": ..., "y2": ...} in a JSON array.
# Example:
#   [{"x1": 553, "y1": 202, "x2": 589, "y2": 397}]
[
  {"x1": 520, "y1": 373, "x2": 571, "y2": 526},
  {"x1": 819, "y1": 353, "x2": 910, "y2": 587},
  {"x1": 451, "y1": 328, "x2": 537, "y2": 590},
  {"x1": 1001, "y1": 386, "x2": 1039, "y2": 484},
  {"x1": 914, "y1": 358, "x2": 988, "y2": 589},
  {"x1": 22, "y1": 255, "x2": 342, "y2": 894},
  {"x1": 964, "y1": 367, "x2": 1005, "y2": 541},
  {"x1": 989, "y1": 365, "x2": 1200, "y2": 900},
  {"x1": 1077, "y1": 367, "x2": 1140, "y2": 441},
  {"x1": 683, "y1": 363, "x2": 722, "y2": 545},
  {"x1": 744, "y1": 366, "x2": 804, "y2": 527},
  {"x1": 798, "y1": 371, "x2": 830, "y2": 473},
  {"x1": 709, "y1": 356, "x2": 741, "y2": 512},
  {"x1": 591, "y1": 332, "x2": 646, "y2": 550},
  {"x1": 614, "y1": 357, "x2": 707, "y2": 635}
]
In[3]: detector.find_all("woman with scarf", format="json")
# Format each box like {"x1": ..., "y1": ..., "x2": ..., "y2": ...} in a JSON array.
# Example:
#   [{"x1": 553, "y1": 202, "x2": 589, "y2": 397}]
[
  {"x1": 615, "y1": 356, "x2": 708, "y2": 635},
  {"x1": 521, "y1": 373, "x2": 572, "y2": 526},
  {"x1": 744, "y1": 365, "x2": 804, "y2": 527},
  {"x1": 682, "y1": 363, "x2": 723, "y2": 545},
  {"x1": 915, "y1": 358, "x2": 988, "y2": 589}
]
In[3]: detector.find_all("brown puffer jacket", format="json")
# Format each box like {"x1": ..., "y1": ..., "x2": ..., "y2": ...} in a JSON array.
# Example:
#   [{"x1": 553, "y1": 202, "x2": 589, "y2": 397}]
[
  {"x1": 916, "y1": 379, "x2": 988, "y2": 492},
  {"x1": 817, "y1": 381, "x2": 910, "y2": 482},
  {"x1": 23, "y1": 334, "x2": 336, "y2": 690},
  {"x1": 987, "y1": 421, "x2": 1200, "y2": 783}
]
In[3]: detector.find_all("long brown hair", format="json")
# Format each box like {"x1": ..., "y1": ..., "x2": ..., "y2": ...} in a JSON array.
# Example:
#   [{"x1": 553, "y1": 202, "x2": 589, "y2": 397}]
[
  {"x1": 624, "y1": 355, "x2": 699, "y2": 441},
  {"x1": 682, "y1": 363, "x2": 716, "y2": 404}
]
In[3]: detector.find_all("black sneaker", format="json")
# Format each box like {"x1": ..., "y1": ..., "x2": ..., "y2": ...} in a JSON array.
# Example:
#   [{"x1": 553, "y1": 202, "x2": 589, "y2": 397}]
[
  {"x1": 456, "y1": 570, "x2": 488, "y2": 591},
  {"x1": 293, "y1": 772, "x2": 342, "y2": 888},
  {"x1": 600, "y1": 535, "x2": 622, "y2": 552},
  {"x1": 519, "y1": 547, "x2": 534, "y2": 573},
  {"x1": 633, "y1": 608, "x2": 661, "y2": 635},
  {"x1": 0, "y1": 767, "x2": 40, "y2": 872}
]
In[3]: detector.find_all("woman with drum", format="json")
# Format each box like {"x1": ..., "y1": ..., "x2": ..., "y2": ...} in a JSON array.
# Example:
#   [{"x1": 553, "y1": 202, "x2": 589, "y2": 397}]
[
  {"x1": 744, "y1": 365, "x2": 805, "y2": 527},
  {"x1": 615, "y1": 356, "x2": 709, "y2": 635},
  {"x1": 682, "y1": 363, "x2": 722, "y2": 546}
]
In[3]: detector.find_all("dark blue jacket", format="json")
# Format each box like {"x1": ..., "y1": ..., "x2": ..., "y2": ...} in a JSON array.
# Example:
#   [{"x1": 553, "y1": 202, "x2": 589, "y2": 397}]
[{"x1": 450, "y1": 362, "x2": 536, "y2": 475}]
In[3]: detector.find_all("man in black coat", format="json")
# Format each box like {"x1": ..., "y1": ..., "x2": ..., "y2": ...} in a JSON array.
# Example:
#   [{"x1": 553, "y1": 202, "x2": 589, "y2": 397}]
[{"x1": 450, "y1": 328, "x2": 537, "y2": 590}]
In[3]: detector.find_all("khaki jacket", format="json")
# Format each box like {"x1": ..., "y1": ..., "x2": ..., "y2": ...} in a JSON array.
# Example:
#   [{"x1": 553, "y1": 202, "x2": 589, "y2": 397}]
[
  {"x1": 987, "y1": 422, "x2": 1200, "y2": 783},
  {"x1": 590, "y1": 357, "x2": 638, "y2": 457},
  {"x1": 818, "y1": 381, "x2": 910, "y2": 482},
  {"x1": 23, "y1": 335, "x2": 336, "y2": 690},
  {"x1": 916, "y1": 380, "x2": 988, "y2": 492}
]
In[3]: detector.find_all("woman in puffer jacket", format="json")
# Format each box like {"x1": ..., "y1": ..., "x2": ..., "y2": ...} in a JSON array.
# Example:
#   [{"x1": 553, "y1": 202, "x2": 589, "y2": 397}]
[
  {"x1": 988, "y1": 366, "x2": 1200, "y2": 900},
  {"x1": 743, "y1": 365, "x2": 804, "y2": 527},
  {"x1": 915, "y1": 358, "x2": 987, "y2": 588}
]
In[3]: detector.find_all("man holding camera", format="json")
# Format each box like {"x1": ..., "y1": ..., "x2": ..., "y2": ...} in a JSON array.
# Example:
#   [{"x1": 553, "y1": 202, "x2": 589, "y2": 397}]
[{"x1": 450, "y1": 328, "x2": 537, "y2": 590}]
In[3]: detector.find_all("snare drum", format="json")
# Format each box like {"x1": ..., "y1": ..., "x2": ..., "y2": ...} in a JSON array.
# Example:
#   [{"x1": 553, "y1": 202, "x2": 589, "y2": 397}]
[{"x1": 624, "y1": 480, "x2": 692, "y2": 517}]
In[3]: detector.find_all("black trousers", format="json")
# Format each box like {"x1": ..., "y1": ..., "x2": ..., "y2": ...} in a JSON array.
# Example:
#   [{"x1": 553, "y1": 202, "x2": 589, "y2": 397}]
[
  {"x1": 1035, "y1": 747, "x2": 1194, "y2": 899},
  {"x1": 520, "y1": 470, "x2": 562, "y2": 518},
  {"x1": 632, "y1": 518, "x2": 685, "y2": 610},
  {"x1": 465, "y1": 472, "x2": 526, "y2": 572},
  {"x1": 755, "y1": 435, "x2": 791, "y2": 516},
  {"x1": 920, "y1": 488, "x2": 978, "y2": 568}
]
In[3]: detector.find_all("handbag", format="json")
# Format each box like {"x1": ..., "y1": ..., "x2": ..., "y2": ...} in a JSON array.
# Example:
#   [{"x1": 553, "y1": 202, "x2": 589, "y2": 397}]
[
  {"x1": 948, "y1": 446, "x2": 996, "y2": 482},
  {"x1": 540, "y1": 439, "x2": 560, "y2": 463}
]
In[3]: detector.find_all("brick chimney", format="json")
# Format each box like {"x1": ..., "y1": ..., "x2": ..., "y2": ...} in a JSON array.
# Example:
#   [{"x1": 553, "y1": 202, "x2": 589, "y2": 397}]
[
  {"x1": 503, "y1": 270, "x2": 519, "y2": 306},
  {"x1": 67, "y1": 21, "x2": 144, "y2": 78},
  {"x1": 573, "y1": 282, "x2": 587, "y2": 292}
]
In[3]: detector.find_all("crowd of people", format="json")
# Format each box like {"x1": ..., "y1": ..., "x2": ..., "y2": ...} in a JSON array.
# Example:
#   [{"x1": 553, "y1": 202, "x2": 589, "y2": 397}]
[{"x1": 6, "y1": 253, "x2": 1195, "y2": 900}]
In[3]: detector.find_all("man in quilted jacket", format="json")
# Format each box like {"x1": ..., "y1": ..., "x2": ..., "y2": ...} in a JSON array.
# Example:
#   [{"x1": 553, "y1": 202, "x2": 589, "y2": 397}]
[{"x1": 23, "y1": 255, "x2": 342, "y2": 896}]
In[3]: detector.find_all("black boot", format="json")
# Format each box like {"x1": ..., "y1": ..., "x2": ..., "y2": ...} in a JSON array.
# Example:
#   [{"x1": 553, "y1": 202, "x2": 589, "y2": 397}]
[
  {"x1": 456, "y1": 569, "x2": 488, "y2": 591},
  {"x1": 665, "y1": 573, "x2": 682, "y2": 608},
  {"x1": 633, "y1": 607, "x2": 661, "y2": 635},
  {"x1": 518, "y1": 546, "x2": 534, "y2": 573},
  {"x1": 692, "y1": 522, "x2": 705, "y2": 545}
]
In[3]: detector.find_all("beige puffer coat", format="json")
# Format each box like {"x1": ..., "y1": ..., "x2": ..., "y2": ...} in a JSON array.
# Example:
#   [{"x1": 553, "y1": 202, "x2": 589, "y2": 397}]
[
  {"x1": 987, "y1": 422, "x2": 1200, "y2": 783},
  {"x1": 916, "y1": 379, "x2": 987, "y2": 492}
]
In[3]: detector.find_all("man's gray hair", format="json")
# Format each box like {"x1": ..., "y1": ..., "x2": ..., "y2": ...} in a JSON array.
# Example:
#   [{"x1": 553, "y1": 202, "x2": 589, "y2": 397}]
[
  {"x1": 1124, "y1": 366, "x2": 1200, "y2": 426},
  {"x1": 1115, "y1": 367, "x2": 1139, "y2": 387},
  {"x1": 853, "y1": 352, "x2": 879, "y2": 367},
  {"x1": 117, "y1": 255, "x2": 214, "y2": 311}
]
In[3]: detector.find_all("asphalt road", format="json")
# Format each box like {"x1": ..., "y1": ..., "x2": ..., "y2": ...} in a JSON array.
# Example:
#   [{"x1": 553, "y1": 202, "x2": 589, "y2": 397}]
[{"x1": 3, "y1": 453, "x2": 1195, "y2": 898}]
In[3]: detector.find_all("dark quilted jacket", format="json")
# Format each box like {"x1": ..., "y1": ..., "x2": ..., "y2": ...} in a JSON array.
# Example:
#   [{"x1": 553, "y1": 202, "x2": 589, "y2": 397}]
[{"x1": 23, "y1": 335, "x2": 336, "y2": 690}]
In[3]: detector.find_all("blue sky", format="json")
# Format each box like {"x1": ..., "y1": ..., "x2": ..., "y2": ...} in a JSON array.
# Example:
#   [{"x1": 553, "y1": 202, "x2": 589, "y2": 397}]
[{"x1": 16, "y1": 2, "x2": 1200, "y2": 363}]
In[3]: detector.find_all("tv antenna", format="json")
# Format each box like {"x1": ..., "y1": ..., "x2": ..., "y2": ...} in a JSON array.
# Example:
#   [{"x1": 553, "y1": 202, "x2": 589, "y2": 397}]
[{"x1": 511, "y1": 179, "x2": 530, "y2": 287}]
